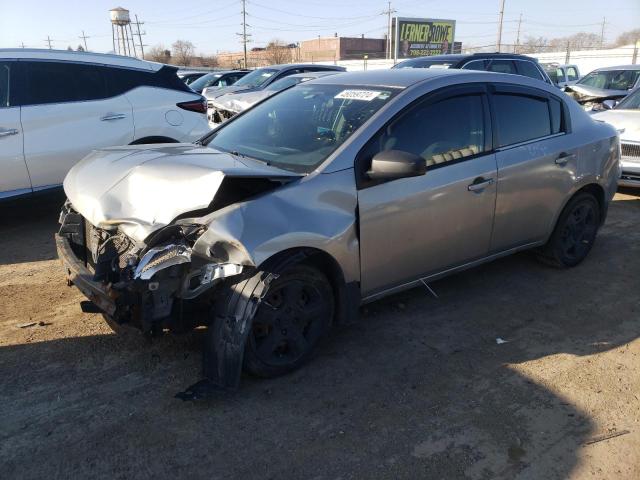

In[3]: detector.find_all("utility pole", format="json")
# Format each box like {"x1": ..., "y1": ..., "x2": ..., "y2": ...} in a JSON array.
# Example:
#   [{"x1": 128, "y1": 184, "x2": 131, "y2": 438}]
[
  {"x1": 514, "y1": 13, "x2": 522, "y2": 53},
  {"x1": 45, "y1": 36, "x2": 53, "y2": 49},
  {"x1": 600, "y1": 17, "x2": 606, "y2": 48},
  {"x1": 237, "y1": 0, "x2": 251, "y2": 68},
  {"x1": 384, "y1": 2, "x2": 396, "y2": 60},
  {"x1": 133, "y1": 14, "x2": 146, "y2": 59},
  {"x1": 496, "y1": 0, "x2": 506, "y2": 52},
  {"x1": 79, "y1": 30, "x2": 90, "y2": 51},
  {"x1": 20, "y1": 42, "x2": 26, "y2": 48}
]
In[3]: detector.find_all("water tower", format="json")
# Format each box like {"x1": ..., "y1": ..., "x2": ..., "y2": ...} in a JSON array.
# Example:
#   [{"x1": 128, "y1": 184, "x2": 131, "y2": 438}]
[{"x1": 110, "y1": 7, "x2": 137, "y2": 56}]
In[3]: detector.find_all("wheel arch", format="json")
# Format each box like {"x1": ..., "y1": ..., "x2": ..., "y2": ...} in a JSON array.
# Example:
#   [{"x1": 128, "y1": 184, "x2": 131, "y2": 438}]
[{"x1": 129, "y1": 136, "x2": 180, "y2": 145}]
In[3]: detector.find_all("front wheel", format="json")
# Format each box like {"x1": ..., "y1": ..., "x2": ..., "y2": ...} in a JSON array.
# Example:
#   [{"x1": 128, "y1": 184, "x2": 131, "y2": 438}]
[
  {"x1": 242, "y1": 265, "x2": 334, "y2": 378},
  {"x1": 537, "y1": 192, "x2": 601, "y2": 268}
]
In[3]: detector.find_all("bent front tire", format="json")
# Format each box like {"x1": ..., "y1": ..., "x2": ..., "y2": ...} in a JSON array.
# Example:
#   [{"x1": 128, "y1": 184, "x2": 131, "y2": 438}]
[{"x1": 538, "y1": 192, "x2": 601, "y2": 268}]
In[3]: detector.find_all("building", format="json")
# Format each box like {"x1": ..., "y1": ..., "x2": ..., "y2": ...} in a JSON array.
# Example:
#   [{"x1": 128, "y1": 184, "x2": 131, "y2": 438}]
[{"x1": 298, "y1": 36, "x2": 386, "y2": 62}]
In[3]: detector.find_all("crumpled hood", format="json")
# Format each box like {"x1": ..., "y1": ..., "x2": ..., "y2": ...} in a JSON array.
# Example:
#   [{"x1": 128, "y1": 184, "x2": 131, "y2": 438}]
[
  {"x1": 592, "y1": 110, "x2": 640, "y2": 142},
  {"x1": 211, "y1": 90, "x2": 274, "y2": 113},
  {"x1": 565, "y1": 84, "x2": 630, "y2": 103},
  {"x1": 63, "y1": 143, "x2": 300, "y2": 243}
]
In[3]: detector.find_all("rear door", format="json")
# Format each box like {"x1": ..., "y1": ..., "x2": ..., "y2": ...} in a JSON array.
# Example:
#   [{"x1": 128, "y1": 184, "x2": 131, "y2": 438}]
[
  {"x1": 20, "y1": 61, "x2": 134, "y2": 189},
  {"x1": 490, "y1": 84, "x2": 576, "y2": 251},
  {"x1": 0, "y1": 60, "x2": 31, "y2": 197},
  {"x1": 357, "y1": 85, "x2": 497, "y2": 296}
]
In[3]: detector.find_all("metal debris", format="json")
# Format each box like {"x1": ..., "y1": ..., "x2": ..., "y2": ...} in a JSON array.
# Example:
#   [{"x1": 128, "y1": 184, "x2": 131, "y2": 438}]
[
  {"x1": 585, "y1": 429, "x2": 630, "y2": 445},
  {"x1": 18, "y1": 322, "x2": 37, "y2": 328}
]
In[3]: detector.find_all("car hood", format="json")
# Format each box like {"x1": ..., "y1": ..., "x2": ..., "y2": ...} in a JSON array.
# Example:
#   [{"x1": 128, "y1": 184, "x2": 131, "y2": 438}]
[
  {"x1": 592, "y1": 110, "x2": 640, "y2": 142},
  {"x1": 211, "y1": 90, "x2": 275, "y2": 113},
  {"x1": 564, "y1": 84, "x2": 630, "y2": 103},
  {"x1": 63, "y1": 144, "x2": 301, "y2": 243},
  {"x1": 204, "y1": 85, "x2": 257, "y2": 101}
]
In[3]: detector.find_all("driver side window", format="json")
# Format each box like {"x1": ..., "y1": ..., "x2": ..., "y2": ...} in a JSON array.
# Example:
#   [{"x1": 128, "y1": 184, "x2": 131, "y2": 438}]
[{"x1": 368, "y1": 94, "x2": 486, "y2": 169}]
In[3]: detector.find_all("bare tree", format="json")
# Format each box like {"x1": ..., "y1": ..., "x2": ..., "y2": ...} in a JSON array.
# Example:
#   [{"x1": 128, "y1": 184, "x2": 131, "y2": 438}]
[
  {"x1": 548, "y1": 32, "x2": 600, "y2": 51},
  {"x1": 147, "y1": 44, "x2": 171, "y2": 63},
  {"x1": 265, "y1": 39, "x2": 291, "y2": 65},
  {"x1": 192, "y1": 54, "x2": 219, "y2": 67},
  {"x1": 172, "y1": 40, "x2": 195, "y2": 66},
  {"x1": 518, "y1": 36, "x2": 549, "y2": 54},
  {"x1": 612, "y1": 29, "x2": 640, "y2": 47},
  {"x1": 77, "y1": 45, "x2": 85, "y2": 52}
]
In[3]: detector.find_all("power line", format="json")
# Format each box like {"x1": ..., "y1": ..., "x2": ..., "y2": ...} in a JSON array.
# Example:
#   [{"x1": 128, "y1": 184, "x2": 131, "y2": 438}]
[{"x1": 79, "y1": 30, "x2": 90, "y2": 51}]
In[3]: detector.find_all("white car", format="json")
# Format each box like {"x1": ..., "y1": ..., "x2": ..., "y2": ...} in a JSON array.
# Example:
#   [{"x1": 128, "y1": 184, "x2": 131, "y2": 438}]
[
  {"x1": 593, "y1": 87, "x2": 640, "y2": 187},
  {"x1": 0, "y1": 49, "x2": 210, "y2": 199},
  {"x1": 542, "y1": 63, "x2": 580, "y2": 88}
]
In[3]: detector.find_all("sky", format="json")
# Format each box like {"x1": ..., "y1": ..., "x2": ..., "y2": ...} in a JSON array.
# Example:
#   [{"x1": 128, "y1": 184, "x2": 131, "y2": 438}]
[{"x1": 1, "y1": 0, "x2": 638, "y2": 55}]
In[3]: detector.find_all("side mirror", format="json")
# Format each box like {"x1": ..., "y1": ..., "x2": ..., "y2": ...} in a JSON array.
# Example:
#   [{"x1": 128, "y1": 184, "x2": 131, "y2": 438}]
[
  {"x1": 367, "y1": 150, "x2": 426, "y2": 181},
  {"x1": 602, "y1": 99, "x2": 618, "y2": 110}
]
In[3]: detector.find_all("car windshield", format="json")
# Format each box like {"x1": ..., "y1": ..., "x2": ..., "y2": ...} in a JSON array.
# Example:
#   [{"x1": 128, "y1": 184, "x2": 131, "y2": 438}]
[
  {"x1": 264, "y1": 76, "x2": 305, "y2": 92},
  {"x1": 189, "y1": 73, "x2": 223, "y2": 91},
  {"x1": 544, "y1": 67, "x2": 560, "y2": 84},
  {"x1": 232, "y1": 68, "x2": 278, "y2": 88},
  {"x1": 616, "y1": 88, "x2": 640, "y2": 109},
  {"x1": 204, "y1": 84, "x2": 399, "y2": 173},
  {"x1": 394, "y1": 59, "x2": 453, "y2": 69},
  {"x1": 578, "y1": 69, "x2": 640, "y2": 90}
]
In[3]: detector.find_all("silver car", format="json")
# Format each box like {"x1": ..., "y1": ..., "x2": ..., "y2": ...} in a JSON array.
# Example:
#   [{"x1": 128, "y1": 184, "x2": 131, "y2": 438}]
[{"x1": 57, "y1": 69, "x2": 620, "y2": 393}]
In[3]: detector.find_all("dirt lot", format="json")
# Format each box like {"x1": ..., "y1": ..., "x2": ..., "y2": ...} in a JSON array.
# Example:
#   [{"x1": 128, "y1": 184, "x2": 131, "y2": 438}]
[{"x1": 1, "y1": 190, "x2": 639, "y2": 479}]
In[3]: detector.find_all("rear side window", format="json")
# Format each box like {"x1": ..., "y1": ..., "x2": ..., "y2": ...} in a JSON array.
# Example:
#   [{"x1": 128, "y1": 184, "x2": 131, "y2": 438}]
[
  {"x1": 567, "y1": 67, "x2": 579, "y2": 81},
  {"x1": 107, "y1": 66, "x2": 191, "y2": 96},
  {"x1": 515, "y1": 61, "x2": 544, "y2": 81},
  {"x1": 493, "y1": 93, "x2": 551, "y2": 146},
  {"x1": 23, "y1": 61, "x2": 108, "y2": 105},
  {"x1": 0, "y1": 62, "x2": 10, "y2": 107}
]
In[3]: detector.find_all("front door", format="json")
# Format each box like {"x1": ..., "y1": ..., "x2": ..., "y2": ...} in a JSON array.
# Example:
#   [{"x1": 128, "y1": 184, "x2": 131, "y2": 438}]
[
  {"x1": 20, "y1": 61, "x2": 134, "y2": 189},
  {"x1": 0, "y1": 61, "x2": 30, "y2": 197},
  {"x1": 357, "y1": 86, "x2": 497, "y2": 297}
]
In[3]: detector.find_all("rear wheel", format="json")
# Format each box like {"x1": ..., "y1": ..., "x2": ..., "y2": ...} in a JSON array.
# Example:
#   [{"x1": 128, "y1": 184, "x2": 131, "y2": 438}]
[
  {"x1": 537, "y1": 192, "x2": 600, "y2": 268},
  {"x1": 242, "y1": 265, "x2": 334, "y2": 378}
]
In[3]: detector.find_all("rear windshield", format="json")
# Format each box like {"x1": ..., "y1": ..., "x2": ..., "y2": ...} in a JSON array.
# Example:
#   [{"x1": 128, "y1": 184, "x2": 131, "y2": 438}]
[
  {"x1": 578, "y1": 69, "x2": 640, "y2": 90},
  {"x1": 204, "y1": 84, "x2": 399, "y2": 173},
  {"x1": 233, "y1": 68, "x2": 278, "y2": 88},
  {"x1": 393, "y1": 59, "x2": 453, "y2": 69},
  {"x1": 189, "y1": 72, "x2": 222, "y2": 91}
]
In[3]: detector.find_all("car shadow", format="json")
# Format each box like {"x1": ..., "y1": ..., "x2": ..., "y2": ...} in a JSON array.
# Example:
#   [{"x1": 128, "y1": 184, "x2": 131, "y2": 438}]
[
  {"x1": 1, "y1": 194, "x2": 638, "y2": 478},
  {"x1": 0, "y1": 190, "x2": 66, "y2": 266}
]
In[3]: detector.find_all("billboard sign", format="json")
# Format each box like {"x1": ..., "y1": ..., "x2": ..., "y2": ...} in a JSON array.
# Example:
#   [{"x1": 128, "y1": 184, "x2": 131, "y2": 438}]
[{"x1": 394, "y1": 17, "x2": 456, "y2": 60}]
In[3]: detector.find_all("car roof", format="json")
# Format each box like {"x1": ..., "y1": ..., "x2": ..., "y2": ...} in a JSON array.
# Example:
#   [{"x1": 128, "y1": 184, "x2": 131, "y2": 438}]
[
  {"x1": 591, "y1": 64, "x2": 640, "y2": 71},
  {"x1": 0, "y1": 48, "x2": 163, "y2": 71},
  {"x1": 257, "y1": 63, "x2": 345, "y2": 71},
  {"x1": 285, "y1": 71, "x2": 340, "y2": 79},
  {"x1": 306, "y1": 68, "x2": 472, "y2": 88}
]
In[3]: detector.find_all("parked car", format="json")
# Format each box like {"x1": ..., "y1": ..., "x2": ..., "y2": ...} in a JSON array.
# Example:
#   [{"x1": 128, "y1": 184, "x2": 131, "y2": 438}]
[
  {"x1": 188, "y1": 70, "x2": 249, "y2": 94},
  {"x1": 593, "y1": 87, "x2": 640, "y2": 187},
  {"x1": 208, "y1": 71, "x2": 339, "y2": 124},
  {"x1": 393, "y1": 52, "x2": 553, "y2": 84},
  {"x1": 564, "y1": 65, "x2": 640, "y2": 111},
  {"x1": 542, "y1": 63, "x2": 580, "y2": 88},
  {"x1": 0, "y1": 49, "x2": 210, "y2": 200},
  {"x1": 57, "y1": 69, "x2": 619, "y2": 393},
  {"x1": 202, "y1": 63, "x2": 346, "y2": 109},
  {"x1": 177, "y1": 71, "x2": 208, "y2": 85}
]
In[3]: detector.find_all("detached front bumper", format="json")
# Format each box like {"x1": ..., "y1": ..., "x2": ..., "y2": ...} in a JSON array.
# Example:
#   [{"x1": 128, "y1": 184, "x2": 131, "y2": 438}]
[{"x1": 56, "y1": 233, "x2": 118, "y2": 316}]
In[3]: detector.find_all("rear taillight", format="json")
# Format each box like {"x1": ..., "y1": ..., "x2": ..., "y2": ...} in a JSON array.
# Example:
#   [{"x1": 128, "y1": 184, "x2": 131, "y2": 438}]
[{"x1": 177, "y1": 97, "x2": 207, "y2": 115}]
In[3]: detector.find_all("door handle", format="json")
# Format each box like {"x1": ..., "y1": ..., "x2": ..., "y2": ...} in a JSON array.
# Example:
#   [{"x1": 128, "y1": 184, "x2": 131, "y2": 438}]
[
  {"x1": 555, "y1": 152, "x2": 575, "y2": 165},
  {"x1": 467, "y1": 177, "x2": 494, "y2": 192},
  {"x1": 100, "y1": 113, "x2": 126, "y2": 121},
  {"x1": 0, "y1": 128, "x2": 18, "y2": 137}
]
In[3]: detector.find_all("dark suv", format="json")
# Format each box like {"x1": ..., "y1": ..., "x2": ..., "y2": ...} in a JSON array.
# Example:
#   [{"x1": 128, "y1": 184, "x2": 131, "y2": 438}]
[{"x1": 393, "y1": 53, "x2": 552, "y2": 85}]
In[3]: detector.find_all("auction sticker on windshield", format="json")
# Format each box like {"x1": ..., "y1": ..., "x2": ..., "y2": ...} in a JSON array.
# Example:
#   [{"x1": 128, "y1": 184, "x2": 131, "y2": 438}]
[{"x1": 335, "y1": 90, "x2": 383, "y2": 101}]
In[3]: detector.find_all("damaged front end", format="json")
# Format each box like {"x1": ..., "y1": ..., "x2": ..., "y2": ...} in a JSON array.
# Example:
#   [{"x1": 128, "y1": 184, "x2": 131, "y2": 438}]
[{"x1": 56, "y1": 201, "x2": 244, "y2": 336}]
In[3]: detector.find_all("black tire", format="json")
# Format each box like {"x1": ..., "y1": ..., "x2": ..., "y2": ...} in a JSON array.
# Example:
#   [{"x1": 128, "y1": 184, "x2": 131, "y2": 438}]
[
  {"x1": 537, "y1": 192, "x2": 601, "y2": 268},
  {"x1": 242, "y1": 265, "x2": 334, "y2": 378}
]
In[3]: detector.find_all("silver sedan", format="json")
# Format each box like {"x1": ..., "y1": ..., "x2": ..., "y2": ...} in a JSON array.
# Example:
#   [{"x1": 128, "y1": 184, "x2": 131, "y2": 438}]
[{"x1": 57, "y1": 69, "x2": 620, "y2": 393}]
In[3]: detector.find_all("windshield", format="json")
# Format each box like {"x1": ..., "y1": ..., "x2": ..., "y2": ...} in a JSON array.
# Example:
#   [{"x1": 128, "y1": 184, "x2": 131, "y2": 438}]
[
  {"x1": 616, "y1": 88, "x2": 640, "y2": 109},
  {"x1": 394, "y1": 59, "x2": 453, "y2": 69},
  {"x1": 578, "y1": 69, "x2": 640, "y2": 90},
  {"x1": 264, "y1": 76, "x2": 305, "y2": 92},
  {"x1": 189, "y1": 72, "x2": 223, "y2": 91},
  {"x1": 204, "y1": 84, "x2": 399, "y2": 173},
  {"x1": 232, "y1": 68, "x2": 278, "y2": 88},
  {"x1": 544, "y1": 67, "x2": 561, "y2": 84}
]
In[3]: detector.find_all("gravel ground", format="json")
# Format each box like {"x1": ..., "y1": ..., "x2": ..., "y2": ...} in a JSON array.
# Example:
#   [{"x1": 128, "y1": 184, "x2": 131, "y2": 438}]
[{"x1": 1, "y1": 190, "x2": 639, "y2": 479}]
